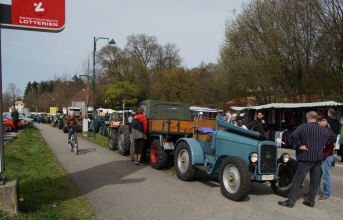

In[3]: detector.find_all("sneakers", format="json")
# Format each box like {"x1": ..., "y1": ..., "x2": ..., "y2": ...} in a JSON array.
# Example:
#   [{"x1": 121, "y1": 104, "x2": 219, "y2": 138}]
[
  {"x1": 318, "y1": 197, "x2": 329, "y2": 201},
  {"x1": 134, "y1": 161, "x2": 144, "y2": 166}
]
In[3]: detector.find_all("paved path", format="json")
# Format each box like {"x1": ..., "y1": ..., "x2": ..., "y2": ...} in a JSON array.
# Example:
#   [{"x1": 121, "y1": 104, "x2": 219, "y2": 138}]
[{"x1": 36, "y1": 124, "x2": 343, "y2": 220}]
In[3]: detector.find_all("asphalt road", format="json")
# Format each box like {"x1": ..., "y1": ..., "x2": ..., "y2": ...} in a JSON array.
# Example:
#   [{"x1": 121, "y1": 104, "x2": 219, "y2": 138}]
[{"x1": 36, "y1": 123, "x2": 343, "y2": 220}]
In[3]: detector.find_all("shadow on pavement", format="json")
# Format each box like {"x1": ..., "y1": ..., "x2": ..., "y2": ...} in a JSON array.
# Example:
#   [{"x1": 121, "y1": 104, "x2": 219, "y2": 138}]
[
  {"x1": 18, "y1": 160, "x2": 145, "y2": 213},
  {"x1": 77, "y1": 147, "x2": 97, "y2": 155},
  {"x1": 70, "y1": 160, "x2": 146, "y2": 195}
]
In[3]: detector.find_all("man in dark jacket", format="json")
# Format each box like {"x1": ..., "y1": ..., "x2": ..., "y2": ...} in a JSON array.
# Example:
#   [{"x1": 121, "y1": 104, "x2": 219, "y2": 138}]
[
  {"x1": 278, "y1": 111, "x2": 336, "y2": 208},
  {"x1": 247, "y1": 111, "x2": 268, "y2": 137},
  {"x1": 327, "y1": 109, "x2": 342, "y2": 161},
  {"x1": 327, "y1": 109, "x2": 340, "y2": 135},
  {"x1": 11, "y1": 108, "x2": 20, "y2": 132}
]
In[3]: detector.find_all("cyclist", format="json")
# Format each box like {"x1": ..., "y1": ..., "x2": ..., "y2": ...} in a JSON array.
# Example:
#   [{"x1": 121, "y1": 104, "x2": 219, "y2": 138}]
[{"x1": 66, "y1": 111, "x2": 79, "y2": 144}]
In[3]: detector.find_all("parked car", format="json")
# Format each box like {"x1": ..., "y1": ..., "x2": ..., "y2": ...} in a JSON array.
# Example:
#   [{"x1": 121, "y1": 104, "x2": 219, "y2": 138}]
[
  {"x1": 20, "y1": 113, "x2": 34, "y2": 122},
  {"x1": 3, "y1": 118, "x2": 13, "y2": 132},
  {"x1": 3, "y1": 116, "x2": 24, "y2": 131}
]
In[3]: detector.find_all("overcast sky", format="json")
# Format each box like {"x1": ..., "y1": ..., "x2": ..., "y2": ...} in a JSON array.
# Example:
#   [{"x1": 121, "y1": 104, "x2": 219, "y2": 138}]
[{"x1": 1, "y1": 0, "x2": 247, "y2": 93}]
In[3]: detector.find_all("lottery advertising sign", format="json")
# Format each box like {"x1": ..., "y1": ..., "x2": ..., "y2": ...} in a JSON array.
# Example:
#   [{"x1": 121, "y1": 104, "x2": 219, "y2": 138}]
[{"x1": 0, "y1": 0, "x2": 65, "y2": 32}]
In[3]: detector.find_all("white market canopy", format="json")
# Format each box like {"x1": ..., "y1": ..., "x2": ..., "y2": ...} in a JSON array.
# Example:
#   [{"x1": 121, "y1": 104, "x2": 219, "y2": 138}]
[
  {"x1": 231, "y1": 101, "x2": 343, "y2": 111},
  {"x1": 190, "y1": 106, "x2": 218, "y2": 113}
]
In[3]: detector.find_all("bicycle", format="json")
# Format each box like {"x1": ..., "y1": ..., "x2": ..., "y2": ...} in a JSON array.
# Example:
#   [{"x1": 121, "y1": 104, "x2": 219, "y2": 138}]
[{"x1": 68, "y1": 126, "x2": 79, "y2": 155}]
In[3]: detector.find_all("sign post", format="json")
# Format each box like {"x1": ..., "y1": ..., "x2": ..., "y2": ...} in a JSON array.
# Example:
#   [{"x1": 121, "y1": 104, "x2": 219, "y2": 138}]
[
  {"x1": 0, "y1": 27, "x2": 4, "y2": 185},
  {"x1": 0, "y1": 0, "x2": 66, "y2": 184}
]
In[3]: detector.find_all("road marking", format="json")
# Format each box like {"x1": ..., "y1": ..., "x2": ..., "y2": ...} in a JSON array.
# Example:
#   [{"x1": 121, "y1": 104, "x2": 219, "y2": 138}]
[{"x1": 336, "y1": 164, "x2": 343, "y2": 168}]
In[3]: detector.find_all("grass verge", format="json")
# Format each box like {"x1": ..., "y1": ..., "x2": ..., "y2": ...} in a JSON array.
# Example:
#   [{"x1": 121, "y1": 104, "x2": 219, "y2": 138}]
[
  {"x1": 77, "y1": 132, "x2": 108, "y2": 148},
  {"x1": 0, "y1": 128, "x2": 98, "y2": 220}
]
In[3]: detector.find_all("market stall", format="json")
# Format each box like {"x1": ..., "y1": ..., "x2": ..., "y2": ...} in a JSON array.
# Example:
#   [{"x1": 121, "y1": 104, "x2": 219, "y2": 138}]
[{"x1": 230, "y1": 101, "x2": 343, "y2": 147}]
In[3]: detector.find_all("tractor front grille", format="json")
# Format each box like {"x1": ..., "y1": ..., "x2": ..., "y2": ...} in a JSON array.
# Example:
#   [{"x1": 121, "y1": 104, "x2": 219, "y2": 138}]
[{"x1": 260, "y1": 144, "x2": 277, "y2": 173}]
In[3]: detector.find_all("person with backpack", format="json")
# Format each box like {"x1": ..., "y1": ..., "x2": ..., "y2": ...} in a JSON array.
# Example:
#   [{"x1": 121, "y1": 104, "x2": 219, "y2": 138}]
[{"x1": 131, "y1": 107, "x2": 148, "y2": 165}]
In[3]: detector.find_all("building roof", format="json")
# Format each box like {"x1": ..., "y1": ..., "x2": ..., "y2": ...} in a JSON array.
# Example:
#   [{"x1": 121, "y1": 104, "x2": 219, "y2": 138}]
[
  {"x1": 70, "y1": 90, "x2": 92, "y2": 105},
  {"x1": 231, "y1": 101, "x2": 343, "y2": 111}
]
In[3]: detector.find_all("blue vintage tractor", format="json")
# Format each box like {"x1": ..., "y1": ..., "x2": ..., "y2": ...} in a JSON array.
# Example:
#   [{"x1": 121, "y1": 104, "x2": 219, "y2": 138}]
[{"x1": 174, "y1": 117, "x2": 297, "y2": 201}]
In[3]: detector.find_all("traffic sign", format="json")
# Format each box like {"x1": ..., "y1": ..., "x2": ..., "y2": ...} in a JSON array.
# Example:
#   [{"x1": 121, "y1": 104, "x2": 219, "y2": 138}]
[{"x1": 0, "y1": 0, "x2": 65, "y2": 32}]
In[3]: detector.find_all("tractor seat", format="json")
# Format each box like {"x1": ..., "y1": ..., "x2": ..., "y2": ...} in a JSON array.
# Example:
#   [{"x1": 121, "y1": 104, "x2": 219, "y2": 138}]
[{"x1": 196, "y1": 127, "x2": 215, "y2": 135}]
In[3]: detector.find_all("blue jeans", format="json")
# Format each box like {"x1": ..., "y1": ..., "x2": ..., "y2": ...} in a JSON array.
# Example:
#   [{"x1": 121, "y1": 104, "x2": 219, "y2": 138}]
[
  {"x1": 321, "y1": 155, "x2": 333, "y2": 198},
  {"x1": 68, "y1": 127, "x2": 76, "y2": 140}
]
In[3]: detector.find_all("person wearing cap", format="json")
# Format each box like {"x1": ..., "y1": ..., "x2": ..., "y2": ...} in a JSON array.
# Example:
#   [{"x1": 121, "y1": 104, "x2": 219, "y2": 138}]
[
  {"x1": 235, "y1": 116, "x2": 248, "y2": 130},
  {"x1": 317, "y1": 115, "x2": 335, "y2": 200}
]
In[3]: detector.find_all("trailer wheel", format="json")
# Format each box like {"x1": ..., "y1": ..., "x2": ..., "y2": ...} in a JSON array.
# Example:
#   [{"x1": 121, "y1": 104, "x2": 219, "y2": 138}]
[
  {"x1": 108, "y1": 129, "x2": 117, "y2": 151},
  {"x1": 117, "y1": 125, "x2": 130, "y2": 155},
  {"x1": 219, "y1": 157, "x2": 251, "y2": 201},
  {"x1": 150, "y1": 139, "x2": 169, "y2": 170},
  {"x1": 174, "y1": 141, "x2": 197, "y2": 181},
  {"x1": 271, "y1": 158, "x2": 297, "y2": 197}
]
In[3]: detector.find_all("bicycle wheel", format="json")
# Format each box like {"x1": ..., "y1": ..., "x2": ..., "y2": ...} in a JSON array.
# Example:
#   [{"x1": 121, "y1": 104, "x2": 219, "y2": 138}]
[
  {"x1": 68, "y1": 138, "x2": 73, "y2": 152},
  {"x1": 74, "y1": 135, "x2": 78, "y2": 155}
]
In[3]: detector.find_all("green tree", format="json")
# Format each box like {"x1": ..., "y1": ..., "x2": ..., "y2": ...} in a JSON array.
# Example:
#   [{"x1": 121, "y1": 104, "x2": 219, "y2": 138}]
[
  {"x1": 100, "y1": 81, "x2": 140, "y2": 107},
  {"x1": 219, "y1": 0, "x2": 334, "y2": 104},
  {"x1": 151, "y1": 68, "x2": 198, "y2": 104}
]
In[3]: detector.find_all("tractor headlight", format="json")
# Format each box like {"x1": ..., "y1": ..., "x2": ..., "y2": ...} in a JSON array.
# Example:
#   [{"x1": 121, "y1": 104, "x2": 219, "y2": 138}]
[
  {"x1": 280, "y1": 153, "x2": 290, "y2": 163},
  {"x1": 249, "y1": 152, "x2": 258, "y2": 163}
]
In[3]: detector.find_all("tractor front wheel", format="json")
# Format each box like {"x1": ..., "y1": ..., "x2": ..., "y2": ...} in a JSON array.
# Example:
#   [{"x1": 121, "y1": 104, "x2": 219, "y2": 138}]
[
  {"x1": 117, "y1": 125, "x2": 131, "y2": 155},
  {"x1": 108, "y1": 129, "x2": 118, "y2": 151},
  {"x1": 150, "y1": 139, "x2": 169, "y2": 170},
  {"x1": 271, "y1": 158, "x2": 297, "y2": 197},
  {"x1": 219, "y1": 157, "x2": 251, "y2": 201},
  {"x1": 174, "y1": 141, "x2": 197, "y2": 181}
]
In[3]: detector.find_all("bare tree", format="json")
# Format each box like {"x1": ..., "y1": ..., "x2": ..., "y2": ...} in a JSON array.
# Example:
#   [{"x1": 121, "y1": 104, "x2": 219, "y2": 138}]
[
  {"x1": 125, "y1": 34, "x2": 160, "y2": 68},
  {"x1": 6, "y1": 83, "x2": 22, "y2": 107}
]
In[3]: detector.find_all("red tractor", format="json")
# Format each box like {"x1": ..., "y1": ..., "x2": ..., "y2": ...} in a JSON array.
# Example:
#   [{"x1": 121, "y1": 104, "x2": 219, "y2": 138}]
[
  {"x1": 108, "y1": 108, "x2": 132, "y2": 155},
  {"x1": 63, "y1": 107, "x2": 83, "y2": 133}
]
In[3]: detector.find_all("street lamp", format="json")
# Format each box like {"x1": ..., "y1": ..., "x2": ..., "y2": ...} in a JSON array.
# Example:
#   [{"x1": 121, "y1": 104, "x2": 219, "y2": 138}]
[
  {"x1": 72, "y1": 37, "x2": 115, "y2": 139},
  {"x1": 93, "y1": 37, "x2": 116, "y2": 110}
]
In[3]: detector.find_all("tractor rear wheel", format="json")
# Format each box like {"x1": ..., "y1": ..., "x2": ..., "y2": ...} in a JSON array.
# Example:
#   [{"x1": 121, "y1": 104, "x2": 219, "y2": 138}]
[
  {"x1": 174, "y1": 141, "x2": 197, "y2": 181},
  {"x1": 108, "y1": 129, "x2": 117, "y2": 151},
  {"x1": 150, "y1": 139, "x2": 169, "y2": 170},
  {"x1": 219, "y1": 157, "x2": 251, "y2": 201},
  {"x1": 117, "y1": 125, "x2": 130, "y2": 155},
  {"x1": 271, "y1": 158, "x2": 297, "y2": 197}
]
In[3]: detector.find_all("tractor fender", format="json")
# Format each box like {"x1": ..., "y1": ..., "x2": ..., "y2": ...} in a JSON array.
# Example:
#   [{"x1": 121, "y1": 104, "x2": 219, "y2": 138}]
[
  {"x1": 211, "y1": 155, "x2": 229, "y2": 175},
  {"x1": 175, "y1": 138, "x2": 204, "y2": 165}
]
